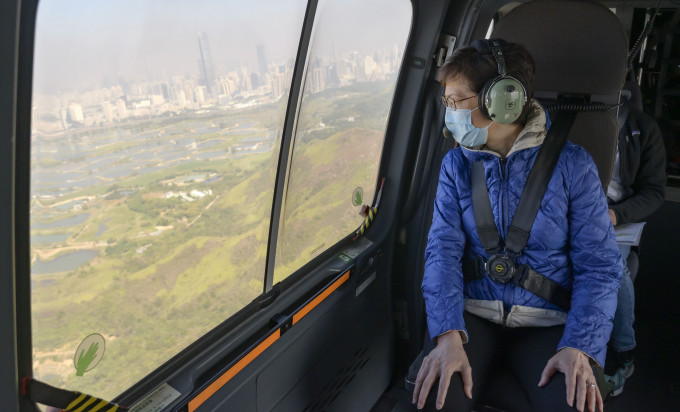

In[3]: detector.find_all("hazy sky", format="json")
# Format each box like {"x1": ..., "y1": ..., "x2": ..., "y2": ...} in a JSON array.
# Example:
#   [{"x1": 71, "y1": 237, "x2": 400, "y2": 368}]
[{"x1": 33, "y1": 0, "x2": 412, "y2": 94}]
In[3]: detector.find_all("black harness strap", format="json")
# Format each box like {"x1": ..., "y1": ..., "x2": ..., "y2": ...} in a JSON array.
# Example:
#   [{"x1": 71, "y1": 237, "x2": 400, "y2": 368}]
[
  {"x1": 467, "y1": 112, "x2": 576, "y2": 310},
  {"x1": 471, "y1": 161, "x2": 501, "y2": 254},
  {"x1": 516, "y1": 266, "x2": 572, "y2": 310},
  {"x1": 505, "y1": 111, "x2": 576, "y2": 254}
]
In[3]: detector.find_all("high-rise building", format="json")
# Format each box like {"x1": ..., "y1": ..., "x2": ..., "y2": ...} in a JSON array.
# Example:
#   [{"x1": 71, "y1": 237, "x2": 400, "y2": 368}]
[
  {"x1": 177, "y1": 90, "x2": 188, "y2": 108},
  {"x1": 271, "y1": 71, "x2": 286, "y2": 98},
  {"x1": 363, "y1": 55, "x2": 379, "y2": 79},
  {"x1": 250, "y1": 72, "x2": 260, "y2": 90},
  {"x1": 102, "y1": 101, "x2": 114, "y2": 122},
  {"x1": 256, "y1": 41, "x2": 268, "y2": 77},
  {"x1": 218, "y1": 78, "x2": 235, "y2": 97},
  {"x1": 310, "y1": 67, "x2": 326, "y2": 93},
  {"x1": 240, "y1": 68, "x2": 253, "y2": 92},
  {"x1": 197, "y1": 32, "x2": 216, "y2": 98},
  {"x1": 332, "y1": 42, "x2": 339, "y2": 61},
  {"x1": 194, "y1": 86, "x2": 207, "y2": 105},
  {"x1": 116, "y1": 99, "x2": 128, "y2": 119}
]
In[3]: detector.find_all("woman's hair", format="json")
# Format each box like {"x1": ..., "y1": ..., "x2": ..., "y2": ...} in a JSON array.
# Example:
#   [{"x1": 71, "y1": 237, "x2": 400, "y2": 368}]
[{"x1": 438, "y1": 41, "x2": 536, "y2": 126}]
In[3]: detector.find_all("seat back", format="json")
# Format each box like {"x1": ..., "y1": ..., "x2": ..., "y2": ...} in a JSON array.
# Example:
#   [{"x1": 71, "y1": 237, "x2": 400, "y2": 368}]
[{"x1": 492, "y1": 0, "x2": 629, "y2": 188}]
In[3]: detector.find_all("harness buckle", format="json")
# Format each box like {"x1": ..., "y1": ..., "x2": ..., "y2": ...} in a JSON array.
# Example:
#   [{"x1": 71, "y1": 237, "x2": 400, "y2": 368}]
[{"x1": 485, "y1": 254, "x2": 515, "y2": 283}]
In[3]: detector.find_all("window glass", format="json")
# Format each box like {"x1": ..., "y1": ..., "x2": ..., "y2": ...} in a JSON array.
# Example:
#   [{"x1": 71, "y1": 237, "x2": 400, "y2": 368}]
[
  {"x1": 30, "y1": 0, "x2": 305, "y2": 399},
  {"x1": 273, "y1": 0, "x2": 412, "y2": 282}
]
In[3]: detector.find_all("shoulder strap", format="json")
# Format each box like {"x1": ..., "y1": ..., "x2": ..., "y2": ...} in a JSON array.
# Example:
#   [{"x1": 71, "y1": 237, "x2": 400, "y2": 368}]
[
  {"x1": 504, "y1": 112, "x2": 575, "y2": 255},
  {"x1": 471, "y1": 160, "x2": 501, "y2": 254}
]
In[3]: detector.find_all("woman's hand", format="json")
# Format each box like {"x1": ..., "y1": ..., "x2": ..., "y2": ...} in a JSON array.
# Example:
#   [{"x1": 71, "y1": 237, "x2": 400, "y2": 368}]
[
  {"x1": 539, "y1": 347, "x2": 604, "y2": 412},
  {"x1": 412, "y1": 331, "x2": 472, "y2": 410}
]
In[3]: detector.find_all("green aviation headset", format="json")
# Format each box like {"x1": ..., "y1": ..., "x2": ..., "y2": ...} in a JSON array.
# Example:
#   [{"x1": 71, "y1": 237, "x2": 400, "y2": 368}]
[{"x1": 471, "y1": 38, "x2": 528, "y2": 124}]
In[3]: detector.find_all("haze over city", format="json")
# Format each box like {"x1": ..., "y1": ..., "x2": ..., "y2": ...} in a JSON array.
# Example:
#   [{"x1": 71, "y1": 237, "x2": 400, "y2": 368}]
[{"x1": 33, "y1": 0, "x2": 411, "y2": 94}]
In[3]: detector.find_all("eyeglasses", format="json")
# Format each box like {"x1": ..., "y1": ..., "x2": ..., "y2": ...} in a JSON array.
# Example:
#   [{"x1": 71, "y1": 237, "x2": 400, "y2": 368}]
[{"x1": 441, "y1": 94, "x2": 477, "y2": 110}]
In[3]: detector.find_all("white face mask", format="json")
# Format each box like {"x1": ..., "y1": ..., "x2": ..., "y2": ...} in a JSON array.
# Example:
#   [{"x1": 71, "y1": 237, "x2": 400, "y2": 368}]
[{"x1": 444, "y1": 107, "x2": 490, "y2": 147}]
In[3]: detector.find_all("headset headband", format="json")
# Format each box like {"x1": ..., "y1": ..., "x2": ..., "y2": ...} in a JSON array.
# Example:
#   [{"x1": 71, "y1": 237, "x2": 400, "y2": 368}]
[
  {"x1": 469, "y1": 38, "x2": 508, "y2": 77},
  {"x1": 487, "y1": 39, "x2": 507, "y2": 77}
]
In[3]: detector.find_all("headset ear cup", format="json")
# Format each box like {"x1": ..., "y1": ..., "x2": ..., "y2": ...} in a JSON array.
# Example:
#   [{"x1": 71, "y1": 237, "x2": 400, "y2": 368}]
[
  {"x1": 485, "y1": 77, "x2": 527, "y2": 124},
  {"x1": 478, "y1": 79, "x2": 494, "y2": 120}
]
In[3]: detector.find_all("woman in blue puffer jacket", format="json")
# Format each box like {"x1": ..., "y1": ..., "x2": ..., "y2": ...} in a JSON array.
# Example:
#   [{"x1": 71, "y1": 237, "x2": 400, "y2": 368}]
[{"x1": 411, "y1": 39, "x2": 622, "y2": 412}]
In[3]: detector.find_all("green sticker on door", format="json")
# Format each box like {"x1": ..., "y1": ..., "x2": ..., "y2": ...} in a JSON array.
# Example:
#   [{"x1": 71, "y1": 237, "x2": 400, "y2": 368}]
[
  {"x1": 74, "y1": 333, "x2": 106, "y2": 376},
  {"x1": 352, "y1": 187, "x2": 363, "y2": 206}
]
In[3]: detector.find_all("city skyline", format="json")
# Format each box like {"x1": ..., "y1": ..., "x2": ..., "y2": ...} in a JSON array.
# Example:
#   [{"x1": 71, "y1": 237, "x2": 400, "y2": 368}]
[{"x1": 32, "y1": 42, "x2": 404, "y2": 134}]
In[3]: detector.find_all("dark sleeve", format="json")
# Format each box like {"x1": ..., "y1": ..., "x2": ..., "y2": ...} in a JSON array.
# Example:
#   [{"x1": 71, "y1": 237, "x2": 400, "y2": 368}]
[{"x1": 611, "y1": 112, "x2": 667, "y2": 225}]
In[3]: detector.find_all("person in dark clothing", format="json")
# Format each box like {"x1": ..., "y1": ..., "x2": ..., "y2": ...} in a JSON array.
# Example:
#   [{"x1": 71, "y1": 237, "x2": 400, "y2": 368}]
[
  {"x1": 604, "y1": 85, "x2": 667, "y2": 396},
  {"x1": 608, "y1": 97, "x2": 667, "y2": 227}
]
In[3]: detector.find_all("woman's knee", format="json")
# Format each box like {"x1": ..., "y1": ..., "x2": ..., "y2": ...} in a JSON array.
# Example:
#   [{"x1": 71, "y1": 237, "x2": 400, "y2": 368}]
[
  {"x1": 529, "y1": 373, "x2": 579, "y2": 412},
  {"x1": 420, "y1": 373, "x2": 476, "y2": 412}
]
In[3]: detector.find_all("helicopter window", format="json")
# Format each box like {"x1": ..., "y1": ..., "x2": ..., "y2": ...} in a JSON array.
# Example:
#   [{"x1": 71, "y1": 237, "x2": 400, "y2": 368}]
[
  {"x1": 29, "y1": 0, "x2": 306, "y2": 400},
  {"x1": 272, "y1": 0, "x2": 412, "y2": 283}
]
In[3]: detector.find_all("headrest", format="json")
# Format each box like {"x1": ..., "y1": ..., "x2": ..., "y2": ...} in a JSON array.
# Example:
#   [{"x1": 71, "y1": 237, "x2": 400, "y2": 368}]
[{"x1": 492, "y1": 0, "x2": 628, "y2": 96}]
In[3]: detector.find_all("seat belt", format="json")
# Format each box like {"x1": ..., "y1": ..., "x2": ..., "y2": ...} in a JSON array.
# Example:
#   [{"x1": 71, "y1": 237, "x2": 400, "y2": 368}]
[{"x1": 465, "y1": 112, "x2": 576, "y2": 310}]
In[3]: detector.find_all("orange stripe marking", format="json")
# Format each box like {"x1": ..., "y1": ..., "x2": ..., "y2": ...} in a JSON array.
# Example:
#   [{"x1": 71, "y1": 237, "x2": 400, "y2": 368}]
[
  {"x1": 188, "y1": 329, "x2": 281, "y2": 412},
  {"x1": 187, "y1": 270, "x2": 349, "y2": 411},
  {"x1": 293, "y1": 271, "x2": 350, "y2": 325}
]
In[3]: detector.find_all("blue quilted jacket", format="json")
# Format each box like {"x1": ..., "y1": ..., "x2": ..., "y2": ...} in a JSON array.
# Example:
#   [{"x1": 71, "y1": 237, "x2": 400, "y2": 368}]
[{"x1": 423, "y1": 102, "x2": 622, "y2": 366}]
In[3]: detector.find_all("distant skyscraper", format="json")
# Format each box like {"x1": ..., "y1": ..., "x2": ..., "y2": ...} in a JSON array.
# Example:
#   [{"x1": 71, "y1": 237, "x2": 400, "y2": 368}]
[
  {"x1": 256, "y1": 41, "x2": 268, "y2": 77},
  {"x1": 197, "y1": 32, "x2": 216, "y2": 98},
  {"x1": 250, "y1": 72, "x2": 260, "y2": 89}
]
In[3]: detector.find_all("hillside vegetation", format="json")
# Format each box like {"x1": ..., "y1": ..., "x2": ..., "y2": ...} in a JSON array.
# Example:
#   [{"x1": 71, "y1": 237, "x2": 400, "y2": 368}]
[{"x1": 31, "y1": 78, "x2": 395, "y2": 399}]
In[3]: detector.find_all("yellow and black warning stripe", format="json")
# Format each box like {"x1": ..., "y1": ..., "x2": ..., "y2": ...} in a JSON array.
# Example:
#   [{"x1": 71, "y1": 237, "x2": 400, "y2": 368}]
[
  {"x1": 355, "y1": 206, "x2": 377, "y2": 238},
  {"x1": 64, "y1": 392, "x2": 123, "y2": 412},
  {"x1": 353, "y1": 177, "x2": 384, "y2": 240},
  {"x1": 22, "y1": 378, "x2": 127, "y2": 412}
]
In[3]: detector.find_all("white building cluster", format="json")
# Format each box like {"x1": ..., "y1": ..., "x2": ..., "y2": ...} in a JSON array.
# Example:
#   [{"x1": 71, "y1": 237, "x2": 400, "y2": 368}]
[{"x1": 164, "y1": 189, "x2": 213, "y2": 202}]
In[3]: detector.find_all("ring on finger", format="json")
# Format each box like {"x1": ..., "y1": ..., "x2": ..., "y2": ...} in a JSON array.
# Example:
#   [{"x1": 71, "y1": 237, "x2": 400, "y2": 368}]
[{"x1": 586, "y1": 382, "x2": 596, "y2": 389}]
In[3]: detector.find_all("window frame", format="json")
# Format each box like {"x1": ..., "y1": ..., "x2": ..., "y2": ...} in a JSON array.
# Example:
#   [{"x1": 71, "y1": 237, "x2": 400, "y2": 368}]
[
  {"x1": 263, "y1": 0, "x2": 319, "y2": 293},
  {"x1": 13, "y1": 0, "x2": 40, "y2": 411},
  {"x1": 1, "y1": 0, "x2": 32, "y2": 408}
]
